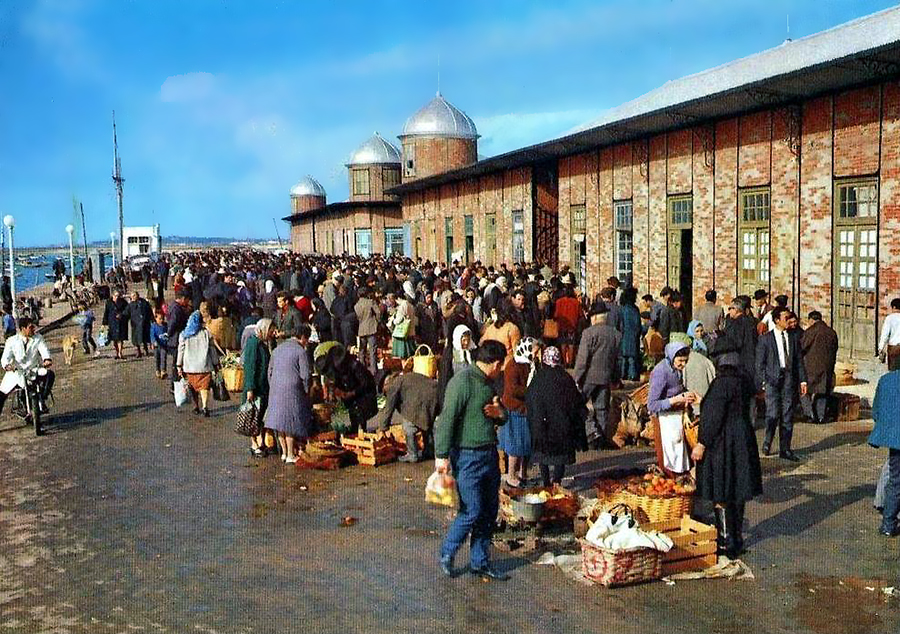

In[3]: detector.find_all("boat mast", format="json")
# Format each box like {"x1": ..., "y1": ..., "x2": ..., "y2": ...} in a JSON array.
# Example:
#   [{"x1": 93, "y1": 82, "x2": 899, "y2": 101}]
[
  {"x1": 112, "y1": 112, "x2": 125, "y2": 263},
  {"x1": 80, "y1": 202, "x2": 89, "y2": 261}
]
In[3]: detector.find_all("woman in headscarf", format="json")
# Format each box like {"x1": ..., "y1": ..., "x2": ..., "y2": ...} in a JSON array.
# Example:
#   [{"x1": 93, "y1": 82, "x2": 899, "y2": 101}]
[
  {"x1": 102, "y1": 289, "x2": 130, "y2": 360},
  {"x1": 259, "y1": 279, "x2": 278, "y2": 319},
  {"x1": 265, "y1": 324, "x2": 314, "y2": 463},
  {"x1": 526, "y1": 346, "x2": 588, "y2": 486},
  {"x1": 688, "y1": 319, "x2": 711, "y2": 357},
  {"x1": 692, "y1": 355, "x2": 762, "y2": 559},
  {"x1": 310, "y1": 296, "x2": 334, "y2": 343},
  {"x1": 176, "y1": 310, "x2": 221, "y2": 417},
  {"x1": 438, "y1": 324, "x2": 475, "y2": 408},
  {"x1": 647, "y1": 341, "x2": 699, "y2": 476},
  {"x1": 243, "y1": 318, "x2": 274, "y2": 457},
  {"x1": 389, "y1": 290, "x2": 417, "y2": 360},
  {"x1": 499, "y1": 337, "x2": 539, "y2": 488}
]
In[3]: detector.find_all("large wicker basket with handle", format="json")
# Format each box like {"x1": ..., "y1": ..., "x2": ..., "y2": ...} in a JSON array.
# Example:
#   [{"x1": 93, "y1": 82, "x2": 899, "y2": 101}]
[
  {"x1": 611, "y1": 490, "x2": 693, "y2": 523},
  {"x1": 580, "y1": 539, "x2": 663, "y2": 587}
]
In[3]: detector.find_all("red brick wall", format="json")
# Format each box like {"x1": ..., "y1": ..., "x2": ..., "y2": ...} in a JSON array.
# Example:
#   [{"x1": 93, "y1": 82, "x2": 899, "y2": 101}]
[
  {"x1": 648, "y1": 135, "x2": 668, "y2": 294},
  {"x1": 880, "y1": 82, "x2": 900, "y2": 323},
  {"x1": 596, "y1": 149, "x2": 614, "y2": 292},
  {"x1": 632, "y1": 141, "x2": 650, "y2": 293},
  {"x1": 692, "y1": 127, "x2": 715, "y2": 309},
  {"x1": 557, "y1": 156, "x2": 572, "y2": 269},
  {"x1": 738, "y1": 111, "x2": 772, "y2": 188},
  {"x1": 401, "y1": 137, "x2": 477, "y2": 182},
  {"x1": 613, "y1": 143, "x2": 633, "y2": 201},
  {"x1": 292, "y1": 195, "x2": 326, "y2": 214},
  {"x1": 667, "y1": 129, "x2": 692, "y2": 195},
  {"x1": 771, "y1": 108, "x2": 801, "y2": 300},
  {"x1": 799, "y1": 97, "x2": 834, "y2": 322},
  {"x1": 714, "y1": 119, "x2": 738, "y2": 297},
  {"x1": 834, "y1": 85, "x2": 881, "y2": 178}
]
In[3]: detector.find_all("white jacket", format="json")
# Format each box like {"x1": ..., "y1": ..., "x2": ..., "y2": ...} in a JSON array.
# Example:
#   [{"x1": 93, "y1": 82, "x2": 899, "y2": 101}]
[{"x1": 0, "y1": 333, "x2": 51, "y2": 394}]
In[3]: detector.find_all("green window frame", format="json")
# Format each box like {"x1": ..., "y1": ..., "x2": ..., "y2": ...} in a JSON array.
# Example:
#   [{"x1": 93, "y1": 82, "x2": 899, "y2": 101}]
[
  {"x1": 351, "y1": 168, "x2": 370, "y2": 196},
  {"x1": 738, "y1": 188, "x2": 771, "y2": 295},
  {"x1": 445, "y1": 217, "x2": 454, "y2": 264},
  {"x1": 512, "y1": 211, "x2": 525, "y2": 263},
  {"x1": 614, "y1": 200, "x2": 633, "y2": 284}
]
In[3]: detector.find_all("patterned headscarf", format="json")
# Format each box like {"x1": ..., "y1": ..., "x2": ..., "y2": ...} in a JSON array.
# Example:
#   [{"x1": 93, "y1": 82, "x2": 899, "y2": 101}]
[
  {"x1": 514, "y1": 337, "x2": 539, "y2": 386},
  {"x1": 542, "y1": 346, "x2": 561, "y2": 367}
]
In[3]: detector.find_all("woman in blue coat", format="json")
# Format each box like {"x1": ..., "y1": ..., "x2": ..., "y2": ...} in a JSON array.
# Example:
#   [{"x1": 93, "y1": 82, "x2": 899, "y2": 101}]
[
  {"x1": 869, "y1": 369, "x2": 900, "y2": 536},
  {"x1": 617, "y1": 288, "x2": 643, "y2": 381}
]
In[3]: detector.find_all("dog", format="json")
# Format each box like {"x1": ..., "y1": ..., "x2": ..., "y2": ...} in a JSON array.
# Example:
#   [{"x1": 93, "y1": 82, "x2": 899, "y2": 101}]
[{"x1": 62, "y1": 335, "x2": 78, "y2": 366}]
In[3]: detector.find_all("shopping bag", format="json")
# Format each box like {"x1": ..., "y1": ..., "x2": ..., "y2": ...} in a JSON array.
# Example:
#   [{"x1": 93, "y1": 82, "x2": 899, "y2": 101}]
[
  {"x1": 234, "y1": 398, "x2": 261, "y2": 437},
  {"x1": 211, "y1": 372, "x2": 230, "y2": 402},
  {"x1": 96, "y1": 328, "x2": 109, "y2": 348},
  {"x1": 425, "y1": 471, "x2": 458, "y2": 507},
  {"x1": 391, "y1": 318, "x2": 410, "y2": 339},
  {"x1": 542, "y1": 318, "x2": 560, "y2": 339},
  {"x1": 173, "y1": 378, "x2": 189, "y2": 407}
]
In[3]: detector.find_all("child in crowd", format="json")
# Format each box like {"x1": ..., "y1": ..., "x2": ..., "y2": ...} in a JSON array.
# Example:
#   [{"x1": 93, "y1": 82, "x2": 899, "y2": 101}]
[
  {"x1": 151, "y1": 311, "x2": 168, "y2": 379},
  {"x1": 1, "y1": 308, "x2": 15, "y2": 340},
  {"x1": 77, "y1": 303, "x2": 98, "y2": 356}
]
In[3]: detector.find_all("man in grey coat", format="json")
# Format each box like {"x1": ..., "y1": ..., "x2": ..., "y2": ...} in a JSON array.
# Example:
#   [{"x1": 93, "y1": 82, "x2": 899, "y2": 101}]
[
  {"x1": 574, "y1": 303, "x2": 622, "y2": 449},
  {"x1": 354, "y1": 287, "x2": 381, "y2": 375}
]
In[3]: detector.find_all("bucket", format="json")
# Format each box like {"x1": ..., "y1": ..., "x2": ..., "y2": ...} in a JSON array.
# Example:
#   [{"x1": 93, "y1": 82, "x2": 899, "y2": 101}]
[
  {"x1": 412, "y1": 344, "x2": 439, "y2": 378},
  {"x1": 510, "y1": 495, "x2": 545, "y2": 523}
]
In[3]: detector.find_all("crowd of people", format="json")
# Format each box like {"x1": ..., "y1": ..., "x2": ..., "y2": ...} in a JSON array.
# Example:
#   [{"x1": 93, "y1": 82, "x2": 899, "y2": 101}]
[{"x1": 78, "y1": 247, "x2": 900, "y2": 575}]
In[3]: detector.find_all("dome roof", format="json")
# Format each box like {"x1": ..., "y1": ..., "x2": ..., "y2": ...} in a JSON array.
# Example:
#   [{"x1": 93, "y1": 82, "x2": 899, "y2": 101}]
[
  {"x1": 346, "y1": 133, "x2": 401, "y2": 166},
  {"x1": 401, "y1": 92, "x2": 479, "y2": 139},
  {"x1": 290, "y1": 175, "x2": 326, "y2": 198}
]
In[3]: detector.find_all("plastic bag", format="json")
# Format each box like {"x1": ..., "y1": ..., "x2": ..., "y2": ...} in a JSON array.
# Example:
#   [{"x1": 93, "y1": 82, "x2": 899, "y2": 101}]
[
  {"x1": 96, "y1": 329, "x2": 109, "y2": 348},
  {"x1": 425, "y1": 471, "x2": 458, "y2": 507},
  {"x1": 173, "y1": 378, "x2": 190, "y2": 407}
]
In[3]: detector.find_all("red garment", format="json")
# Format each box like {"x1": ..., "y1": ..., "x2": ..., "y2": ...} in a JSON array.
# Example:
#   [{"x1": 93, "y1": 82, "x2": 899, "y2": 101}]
[
  {"x1": 295, "y1": 296, "x2": 313, "y2": 321},
  {"x1": 554, "y1": 297, "x2": 582, "y2": 335}
]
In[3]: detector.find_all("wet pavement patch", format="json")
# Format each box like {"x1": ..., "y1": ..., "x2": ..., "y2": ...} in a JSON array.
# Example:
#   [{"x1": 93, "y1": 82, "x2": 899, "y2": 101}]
[{"x1": 794, "y1": 574, "x2": 893, "y2": 634}]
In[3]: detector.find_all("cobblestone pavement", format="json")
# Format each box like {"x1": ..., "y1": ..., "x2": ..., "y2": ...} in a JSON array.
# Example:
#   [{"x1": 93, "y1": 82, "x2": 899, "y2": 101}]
[{"x1": 1, "y1": 316, "x2": 899, "y2": 634}]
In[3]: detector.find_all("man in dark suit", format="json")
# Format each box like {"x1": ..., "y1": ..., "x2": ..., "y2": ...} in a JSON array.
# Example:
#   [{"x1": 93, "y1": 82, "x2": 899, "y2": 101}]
[
  {"x1": 756, "y1": 306, "x2": 808, "y2": 461},
  {"x1": 574, "y1": 302, "x2": 622, "y2": 449}
]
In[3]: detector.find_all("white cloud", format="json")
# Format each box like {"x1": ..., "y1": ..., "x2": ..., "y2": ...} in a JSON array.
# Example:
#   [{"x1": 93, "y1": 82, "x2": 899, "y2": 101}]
[
  {"x1": 160, "y1": 72, "x2": 218, "y2": 103},
  {"x1": 20, "y1": 0, "x2": 107, "y2": 83}
]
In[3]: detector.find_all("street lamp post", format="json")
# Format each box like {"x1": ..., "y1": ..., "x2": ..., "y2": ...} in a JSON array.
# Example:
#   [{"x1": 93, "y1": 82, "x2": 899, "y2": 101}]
[
  {"x1": 3, "y1": 215, "x2": 15, "y2": 320},
  {"x1": 110, "y1": 232, "x2": 116, "y2": 268},
  {"x1": 65, "y1": 224, "x2": 75, "y2": 289}
]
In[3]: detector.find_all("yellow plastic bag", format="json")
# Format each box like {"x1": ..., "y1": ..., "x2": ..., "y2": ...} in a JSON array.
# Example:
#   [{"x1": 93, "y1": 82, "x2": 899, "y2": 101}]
[{"x1": 425, "y1": 471, "x2": 458, "y2": 508}]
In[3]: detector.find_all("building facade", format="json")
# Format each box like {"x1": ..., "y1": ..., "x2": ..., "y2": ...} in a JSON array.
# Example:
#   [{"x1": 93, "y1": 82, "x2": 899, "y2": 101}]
[
  {"x1": 123, "y1": 225, "x2": 161, "y2": 257},
  {"x1": 286, "y1": 7, "x2": 900, "y2": 359}
]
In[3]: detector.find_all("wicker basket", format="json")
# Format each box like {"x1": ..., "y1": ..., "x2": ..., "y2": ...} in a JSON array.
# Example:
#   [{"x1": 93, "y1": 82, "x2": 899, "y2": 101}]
[
  {"x1": 580, "y1": 539, "x2": 663, "y2": 587},
  {"x1": 304, "y1": 440, "x2": 348, "y2": 460},
  {"x1": 610, "y1": 490, "x2": 693, "y2": 523},
  {"x1": 221, "y1": 366, "x2": 244, "y2": 392}
]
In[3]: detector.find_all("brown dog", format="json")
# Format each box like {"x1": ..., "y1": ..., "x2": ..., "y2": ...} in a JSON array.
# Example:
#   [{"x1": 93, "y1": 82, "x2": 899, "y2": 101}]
[{"x1": 62, "y1": 335, "x2": 78, "y2": 365}]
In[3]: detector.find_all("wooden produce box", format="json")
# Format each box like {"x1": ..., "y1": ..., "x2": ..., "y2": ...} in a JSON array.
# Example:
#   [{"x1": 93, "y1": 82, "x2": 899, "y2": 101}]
[
  {"x1": 834, "y1": 392, "x2": 861, "y2": 422},
  {"x1": 340, "y1": 432, "x2": 399, "y2": 466},
  {"x1": 386, "y1": 424, "x2": 426, "y2": 452},
  {"x1": 643, "y1": 516, "x2": 717, "y2": 575}
]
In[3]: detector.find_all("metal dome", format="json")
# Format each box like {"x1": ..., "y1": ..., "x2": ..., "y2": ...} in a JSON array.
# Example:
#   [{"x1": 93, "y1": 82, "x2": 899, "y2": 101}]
[
  {"x1": 290, "y1": 175, "x2": 326, "y2": 198},
  {"x1": 401, "y1": 92, "x2": 479, "y2": 139},
  {"x1": 346, "y1": 133, "x2": 401, "y2": 166}
]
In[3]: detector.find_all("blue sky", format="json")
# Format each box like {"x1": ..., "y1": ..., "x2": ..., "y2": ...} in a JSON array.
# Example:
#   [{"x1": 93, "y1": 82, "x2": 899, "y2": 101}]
[{"x1": 0, "y1": 0, "x2": 896, "y2": 247}]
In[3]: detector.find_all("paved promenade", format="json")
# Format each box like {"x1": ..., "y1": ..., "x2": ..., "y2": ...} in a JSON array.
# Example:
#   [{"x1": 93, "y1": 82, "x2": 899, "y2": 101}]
[{"x1": 0, "y1": 314, "x2": 899, "y2": 634}]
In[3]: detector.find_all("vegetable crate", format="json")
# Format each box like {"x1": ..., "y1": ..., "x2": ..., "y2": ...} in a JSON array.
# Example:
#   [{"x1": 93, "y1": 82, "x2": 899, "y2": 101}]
[
  {"x1": 340, "y1": 432, "x2": 399, "y2": 466},
  {"x1": 642, "y1": 516, "x2": 717, "y2": 575},
  {"x1": 386, "y1": 424, "x2": 426, "y2": 453}
]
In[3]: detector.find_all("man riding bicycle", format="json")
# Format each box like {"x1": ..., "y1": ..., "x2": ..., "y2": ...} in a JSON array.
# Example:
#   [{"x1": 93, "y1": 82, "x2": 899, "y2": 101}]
[{"x1": 0, "y1": 317, "x2": 54, "y2": 414}]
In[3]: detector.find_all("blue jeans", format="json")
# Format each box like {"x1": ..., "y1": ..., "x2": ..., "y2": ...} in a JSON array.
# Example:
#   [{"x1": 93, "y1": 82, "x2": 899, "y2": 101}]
[
  {"x1": 882, "y1": 448, "x2": 900, "y2": 533},
  {"x1": 440, "y1": 447, "x2": 501, "y2": 570}
]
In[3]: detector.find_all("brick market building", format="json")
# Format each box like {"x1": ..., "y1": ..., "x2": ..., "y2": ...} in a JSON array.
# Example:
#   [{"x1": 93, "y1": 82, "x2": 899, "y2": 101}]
[
  {"x1": 283, "y1": 134, "x2": 404, "y2": 257},
  {"x1": 287, "y1": 6, "x2": 900, "y2": 360}
]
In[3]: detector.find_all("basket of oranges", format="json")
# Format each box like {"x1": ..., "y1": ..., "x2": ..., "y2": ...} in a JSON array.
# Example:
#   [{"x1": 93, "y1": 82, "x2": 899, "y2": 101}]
[{"x1": 594, "y1": 467, "x2": 695, "y2": 524}]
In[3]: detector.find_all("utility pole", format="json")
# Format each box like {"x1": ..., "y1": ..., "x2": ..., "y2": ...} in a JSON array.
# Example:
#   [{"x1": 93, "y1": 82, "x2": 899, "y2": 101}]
[
  {"x1": 80, "y1": 202, "x2": 89, "y2": 260},
  {"x1": 112, "y1": 111, "x2": 125, "y2": 263},
  {"x1": 272, "y1": 218, "x2": 284, "y2": 250}
]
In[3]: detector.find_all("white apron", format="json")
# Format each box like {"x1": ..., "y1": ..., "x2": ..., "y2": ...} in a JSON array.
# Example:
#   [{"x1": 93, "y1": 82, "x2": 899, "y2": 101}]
[{"x1": 658, "y1": 411, "x2": 690, "y2": 474}]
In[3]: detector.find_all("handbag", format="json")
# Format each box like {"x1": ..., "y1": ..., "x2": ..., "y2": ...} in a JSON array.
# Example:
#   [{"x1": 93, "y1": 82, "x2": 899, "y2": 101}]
[
  {"x1": 234, "y1": 398, "x2": 262, "y2": 437},
  {"x1": 391, "y1": 318, "x2": 410, "y2": 339},
  {"x1": 682, "y1": 407, "x2": 699, "y2": 450},
  {"x1": 412, "y1": 344, "x2": 439, "y2": 378},
  {"x1": 211, "y1": 371, "x2": 230, "y2": 402},
  {"x1": 542, "y1": 318, "x2": 560, "y2": 339}
]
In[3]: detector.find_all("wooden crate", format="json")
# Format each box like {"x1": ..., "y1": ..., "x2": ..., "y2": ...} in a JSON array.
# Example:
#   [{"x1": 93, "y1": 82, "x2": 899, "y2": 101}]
[
  {"x1": 340, "y1": 432, "x2": 399, "y2": 466},
  {"x1": 643, "y1": 516, "x2": 717, "y2": 575},
  {"x1": 834, "y1": 392, "x2": 861, "y2": 422},
  {"x1": 386, "y1": 424, "x2": 426, "y2": 452}
]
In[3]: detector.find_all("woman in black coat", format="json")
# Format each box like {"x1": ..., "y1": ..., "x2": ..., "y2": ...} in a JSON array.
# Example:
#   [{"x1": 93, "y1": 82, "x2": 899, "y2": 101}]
[
  {"x1": 692, "y1": 357, "x2": 763, "y2": 559},
  {"x1": 525, "y1": 346, "x2": 588, "y2": 486},
  {"x1": 102, "y1": 290, "x2": 130, "y2": 360}
]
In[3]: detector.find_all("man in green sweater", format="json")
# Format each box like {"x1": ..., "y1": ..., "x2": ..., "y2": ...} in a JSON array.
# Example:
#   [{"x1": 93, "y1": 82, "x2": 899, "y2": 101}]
[{"x1": 436, "y1": 340, "x2": 509, "y2": 580}]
